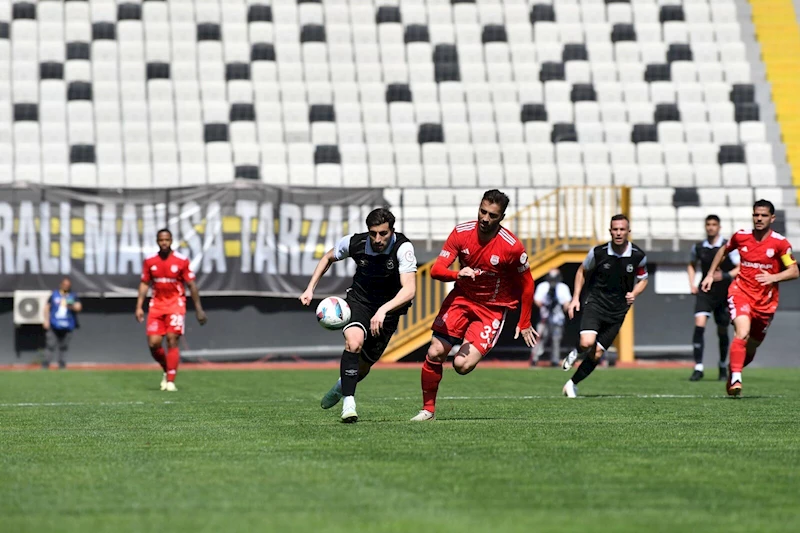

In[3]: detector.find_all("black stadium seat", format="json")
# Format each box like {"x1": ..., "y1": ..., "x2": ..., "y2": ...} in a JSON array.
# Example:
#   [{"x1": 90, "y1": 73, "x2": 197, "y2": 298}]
[
  {"x1": 552, "y1": 123, "x2": 578, "y2": 143},
  {"x1": 521, "y1": 104, "x2": 548, "y2": 122},
  {"x1": 67, "y1": 81, "x2": 93, "y2": 101},
  {"x1": 539, "y1": 62, "x2": 565, "y2": 82},
  {"x1": 251, "y1": 43, "x2": 276, "y2": 62},
  {"x1": 300, "y1": 24, "x2": 326, "y2": 43},
  {"x1": 146, "y1": 63, "x2": 170, "y2": 80},
  {"x1": 660, "y1": 5, "x2": 685, "y2": 23},
  {"x1": 481, "y1": 25, "x2": 508, "y2": 43},
  {"x1": 248, "y1": 4, "x2": 273, "y2": 23},
  {"x1": 376, "y1": 6, "x2": 402, "y2": 24},
  {"x1": 611, "y1": 24, "x2": 636, "y2": 42},
  {"x1": 197, "y1": 23, "x2": 221, "y2": 41},
  {"x1": 204, "y1": 124, "x2": 229, "y2": 143},
  {"x1": 386, "y1": 83, "x2": 413, "y2": 103},
  {"x1": 14, "y1": 103, "x2": 38, "y2": 122},
  {"x1": 117, "y1": 3, "x2": 142, "y2": 21},
  {"x1": 530, "y1": 4, "x2": 555, "y2": 23},
  {"x1": 40, "y1": 62, "x2": 64, "y2": 80},
  {"x1": 230, "y1": 104, "x2": 256, "y2": 122},
  {"x1": 12, "y1": 2, "x2": 36, "y2": 20},
  {"x1": 67, "y1": 42, "x2": 91, "y2": 61},
  {"x1": 433, "y1": 44, "x2": 458, "y2": 63},
  {"x1": 667, "y1": 44, "x2": 693, "y2": 62},
  {"x1": 92, "y1": 22, "x2": 116, "y2": 41},
  {"x1": 730, "y1": 84, "x2": 755, "y2": 103},
  {"x1": 309, "y1": 104, "x2": 335, "y2": 122},
  {"x1": 563, "y1": 43, "x2": 589, "y2": 62},
  {"x1": 570, "y1": 84, "x2": 597, "y2": 102},
  {"x1": 70, "y1": 145, "x2": 96, "y2": 164},
  {"x1": 314, "y1": 145, "x2": 341, "y2": 164},
  {"x1": 632, "y1": 124, "x2": 658, "y2": 143},
  {"x1": 226, "y1": 63, "x2": 251, "y2": 80},
  {"x1": 418, "y1": 124, "x2": 444, "y2": 144},
  {"x1": 718, "y1": 145, "x2": 746, "y2": 165},
  {"x1": 404, "y1": 24, "x2": 430, "y2": 43},
  {"x1": 645, "y1": 64, "x2": 671, "y2": 82},
  {"x1": 735, "y1": 103, "x2": 760, "y2": 122},
  {"x1": 654, "y1": 104, "x2": 680, "y2": 122},
  {"x1": 235, "y1": 166, "x2": 260, "y2": 180},
  {"x1": 435, "y1": 62, "x2": 460, "y2": 82}
]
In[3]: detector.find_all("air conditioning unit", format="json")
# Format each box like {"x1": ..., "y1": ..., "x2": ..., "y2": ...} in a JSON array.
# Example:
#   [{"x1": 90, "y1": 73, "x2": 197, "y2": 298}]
[{"x1": 13, "y1": 290, "x2": 52, "y2": 325}]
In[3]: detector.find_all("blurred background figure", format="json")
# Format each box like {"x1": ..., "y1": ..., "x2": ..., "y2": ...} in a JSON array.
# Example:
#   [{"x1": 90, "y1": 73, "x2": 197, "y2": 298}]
[
  {"x1": 530, "y1": 269, "x2": 572, "y2": 367},
  {"x1": 42, "y1": 277, "x2": 82, "y2": 369}
]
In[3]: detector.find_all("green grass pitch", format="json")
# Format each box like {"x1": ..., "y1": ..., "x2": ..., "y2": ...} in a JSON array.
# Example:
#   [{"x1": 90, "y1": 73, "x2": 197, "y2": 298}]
[{"x1": 2, "y1": 367, "x2": 799, "y2": 533}]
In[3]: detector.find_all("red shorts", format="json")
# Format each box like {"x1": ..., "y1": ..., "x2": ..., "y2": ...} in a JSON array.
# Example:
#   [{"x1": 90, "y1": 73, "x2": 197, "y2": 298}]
[
  {"x1": 727, "y1": 293, "x2": 773, "y2": 342},
  {"x1": 146, "y1": 311, "x2": 186, "y2": 336},
  {"x1": 431, "y1": 293, "x2": 508, "y2": 356}
]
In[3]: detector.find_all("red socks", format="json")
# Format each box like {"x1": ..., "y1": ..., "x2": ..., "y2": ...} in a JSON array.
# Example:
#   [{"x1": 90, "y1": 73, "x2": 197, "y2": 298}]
[
  {"x1": 150, "y1": 346, "x2": 167, "y2": 372},
  {"x1": 421, "y1": 358, "x2": 443, "y2": 413},
  {"x1": 729, "y1": 337, "x2": 746, "y2": 373},
  {"x1": 166, "y1": 347, "x2": 180, "y2": 382}
]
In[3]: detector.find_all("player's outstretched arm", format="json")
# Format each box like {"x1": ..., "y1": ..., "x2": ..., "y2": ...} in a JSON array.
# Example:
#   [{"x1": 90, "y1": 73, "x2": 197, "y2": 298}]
[
  {"x1": 187, "y1": 280, "x2": 207, "y2": 325},
  {"x1": 300, "y1": 248, "x2": 337, "y2": 305},
  {"x1": 701, "y1": 246, "x2": 729, "y2": 292},
  {"x1": 513, "y1": 268, "x2": 538, "y2": 347},
  {"x1": 135, "y1": 281, "x2": 149, "y2": 322},
  {"x1": 567, "y1": 265, "x2": 586, "y2": 320}
]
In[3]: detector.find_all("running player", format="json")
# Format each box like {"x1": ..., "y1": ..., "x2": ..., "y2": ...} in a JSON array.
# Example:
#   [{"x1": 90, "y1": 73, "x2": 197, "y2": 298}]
[
  {"x1": 687, "y1": 215, "x2": 740, "y2": 381},
  {"x1": 300, "y1": 208, "x2": 417, "y2": 423},
  {"x1": 562, "y1": 214, "x2": 648, "y2": 398},
  {"x1": 410, "y1": 189, "x2": 537, "y2": 421},
  {"x1": 135, "y1": 229, "x2": 207, "y2": 391},
  {"x1": 701, "y1": 200, "x2": 798, "y2": 396}
]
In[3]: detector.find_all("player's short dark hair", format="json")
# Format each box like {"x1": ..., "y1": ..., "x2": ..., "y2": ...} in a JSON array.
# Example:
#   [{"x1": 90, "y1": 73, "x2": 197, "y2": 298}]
[
  {"x1": 610, "y1": 214, "x2": 629, "y2": 225},
  {"x1": 156, "y1": 228, "x2": 172, "y2": 238},
  {"x1": 705, "y1": 214, "x2": 720, "y2": 223},
  {"x1": 753, "y1": 199, "x2": 775, "y2": 215},
  {"x1": 481, "y1": 189, "x2": 510, "y2": 212},
  {"x1": 366, "y1": 207, "x2": 395, "y2": 230}
]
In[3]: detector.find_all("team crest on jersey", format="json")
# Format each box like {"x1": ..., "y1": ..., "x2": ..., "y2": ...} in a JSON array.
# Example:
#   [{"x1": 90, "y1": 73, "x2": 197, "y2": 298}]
[
  {"x1": 490, "y1": 255, "x2": 499, "y2": 265},
  {"x1": 603, "y1": 263, "x2": 611, "y2": 269},
  {"x1": 492, "y1": 319, "x2": 500, "y2": 329},
  {"x1": 359, "y1": 259, "x2": 369, "y2": 267},
  {"x1": 626, "y1": 264, "x2": 634, "y2": 273},
  {"x1": 386, "y1": 259, "x2": 395, "y2": 270},
  {"x1": 171, "y1": 265, "x2": 178, "y2": 273},
  {"x1": 519, "y1": 253, "x2": 527, "y2": 264},
  {"x1": 766, "y1": 249, "x2": 774, "y2": 258}
]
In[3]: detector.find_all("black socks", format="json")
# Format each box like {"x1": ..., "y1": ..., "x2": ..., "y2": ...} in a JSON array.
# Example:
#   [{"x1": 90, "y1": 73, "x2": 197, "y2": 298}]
[
  {"x1": 692, "y1": 326, "x2": 705, "y2": 365},
  {"x1": 571, "y1": 344, "x2": 599, "y2": 385},
  {"x1": 340, "y1": 350, "x2": 360, "y2": 396}
]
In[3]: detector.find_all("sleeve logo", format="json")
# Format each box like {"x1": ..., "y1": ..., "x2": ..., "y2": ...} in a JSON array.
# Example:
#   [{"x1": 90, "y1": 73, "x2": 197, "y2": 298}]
[
  {"x1": 520, "y1": 253, "x2": 527, "y2": 264},
  {"x1": 439, "y1": 250, "x2": 451, "y2": 258}
]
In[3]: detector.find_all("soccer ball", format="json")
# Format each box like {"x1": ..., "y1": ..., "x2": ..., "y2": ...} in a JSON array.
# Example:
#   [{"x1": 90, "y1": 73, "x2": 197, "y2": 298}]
[{"x1": 316, "y1": 297, "x2": 351, "y2": 330}]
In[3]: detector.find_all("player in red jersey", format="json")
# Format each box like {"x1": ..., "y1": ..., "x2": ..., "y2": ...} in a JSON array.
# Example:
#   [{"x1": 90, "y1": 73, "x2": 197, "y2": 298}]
[
  {"x1": 701, "y1": 200, "x2": 798, "y2": 396},
  {"x1": 135, "y1": 229, "x2": 207, "y2": 391},
  {"x1": 410, "y1": 189, "x2": 537, "y2": 421}
]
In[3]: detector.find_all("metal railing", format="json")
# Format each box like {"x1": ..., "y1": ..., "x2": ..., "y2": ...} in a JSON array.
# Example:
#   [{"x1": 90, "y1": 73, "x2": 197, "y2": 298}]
[{"x1": 383, "y1": 186, "x2": 630, "y2": 358}]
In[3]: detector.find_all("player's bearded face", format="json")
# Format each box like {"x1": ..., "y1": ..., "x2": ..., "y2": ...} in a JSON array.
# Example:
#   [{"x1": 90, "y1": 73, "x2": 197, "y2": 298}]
[
  {"x1": 609, "y1": 221, "x2": 629, "y2": 245},
  {"x1": 368, "y1": 223, "x2": 393, "y2": 252},
  {"x1": 752, "y1": 208, "x2": 774, "y2": 231},
  {"x1": 157, "y1": 232, "x2": 173, "y2": 253},
  {"x1": 478, "y1": 201, "x2": 504, "y2": 235}
]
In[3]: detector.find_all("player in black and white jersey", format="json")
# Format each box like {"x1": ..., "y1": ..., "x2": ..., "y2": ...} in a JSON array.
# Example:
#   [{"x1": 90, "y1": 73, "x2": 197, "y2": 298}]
[
  {"x1": 686, "y1": 215, "x2": 740, "y2": 382},
  {"x1": 300, "y1": 208, "x2": 417, "y2": 422},
  {"x1": 561, "y1": 214, "x2": 649, "y2": 397}
]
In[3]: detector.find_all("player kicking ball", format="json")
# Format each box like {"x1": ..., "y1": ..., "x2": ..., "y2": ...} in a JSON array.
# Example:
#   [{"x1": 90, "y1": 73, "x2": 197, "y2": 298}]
[
  {"x1": 411, "y1": 189, "x2": 537, "y2": 421},
  {"x1": 135, "y1": 229, "x2": 207, "y2": 391},
  {"x1": 300, "y1": 208, "x2": 417, "y2": 423},
  {"x1": 700, "y1": 200, "x2": 798, "y2": 397},
  {"x1": 562, "y1": 215, "x2": 648, "y2": 398}
]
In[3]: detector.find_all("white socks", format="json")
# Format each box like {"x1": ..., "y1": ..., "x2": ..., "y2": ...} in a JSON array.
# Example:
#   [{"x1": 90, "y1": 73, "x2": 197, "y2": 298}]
[
  {"x1": 731, "y1": 372, "x2": 742, "y2": 383},
  {"x1": 342, "y1": 396, "x2": 355, "y2": 410},
  {"x1": 694, "y1": 363, "x2": 704, "y2": 372}
]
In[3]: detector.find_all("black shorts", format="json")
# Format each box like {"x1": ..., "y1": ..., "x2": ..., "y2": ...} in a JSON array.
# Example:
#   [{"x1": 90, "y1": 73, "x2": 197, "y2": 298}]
[
  {"x1": 579, "y1": 305, "x2": 626, "y2": 351},
  {"x1": 694, "y1": 291, "x2": 731, "y2": 326},
  {"x1": 343, "y1": 298, "x2": 399, "y2": 363}
]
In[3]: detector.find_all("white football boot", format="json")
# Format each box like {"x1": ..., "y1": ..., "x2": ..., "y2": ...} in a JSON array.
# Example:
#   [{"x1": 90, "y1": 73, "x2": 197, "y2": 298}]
[
  {"x1": 160, "y1": 373, "x2": 168, "y2": 391},
  {"x1": 341, "y1": 396, "x2": 358, "y2": 423},
  {"x1": 562, "y1": 349, "x2": 578, "y2": 371},
  {"x1": 562, "y1": 380, "x2": 578, "y2": 398},
  {"x1": 165, "y1": 382, "x2": 178, "y2": 392},
  {"x1": 410, "y1": 409, "x2": 436, "y2": 421}
]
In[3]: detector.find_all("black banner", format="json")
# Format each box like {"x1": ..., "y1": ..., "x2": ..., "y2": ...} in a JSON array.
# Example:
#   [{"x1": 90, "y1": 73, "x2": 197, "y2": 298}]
[{"x1": 0, "y1": 183, "x2": 385, "y2": 296}]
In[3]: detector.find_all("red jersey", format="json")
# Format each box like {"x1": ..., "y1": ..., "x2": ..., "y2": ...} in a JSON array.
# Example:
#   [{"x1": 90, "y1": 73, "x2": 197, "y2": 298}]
[
  {"x1": 726, "y1": 229, "x2": 796, "y2": 314},
  {"x1": 432, "y1": 221, "x2": 534, "y2": 328},
  {"x1": 141, "y1": 251, "x2": 196, "y2": 315}
]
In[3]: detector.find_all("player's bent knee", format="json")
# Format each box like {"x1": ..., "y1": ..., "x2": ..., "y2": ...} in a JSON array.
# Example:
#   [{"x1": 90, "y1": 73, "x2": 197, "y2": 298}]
[{"x1": 345, "y1": 340, "x2": 363, "y2": 353}]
